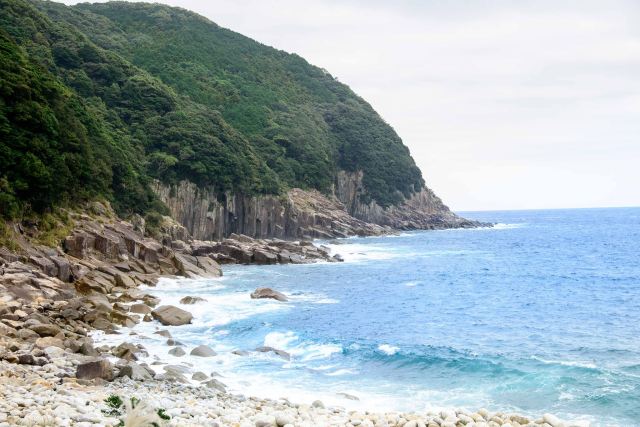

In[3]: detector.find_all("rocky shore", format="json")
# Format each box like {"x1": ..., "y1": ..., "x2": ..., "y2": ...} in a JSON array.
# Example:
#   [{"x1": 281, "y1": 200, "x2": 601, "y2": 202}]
[
  {"x1": 0, "y1": 358, "x2": 588, "y2": 427},
  {"x1": 0, "y1": 202, "x2": 584, "y2": 427}
]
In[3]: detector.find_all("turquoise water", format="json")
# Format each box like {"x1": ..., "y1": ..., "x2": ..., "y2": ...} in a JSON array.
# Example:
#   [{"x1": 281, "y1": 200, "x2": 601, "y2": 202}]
[{"x1": 116, "y1": 208, "x2": 640, "y2": 425}]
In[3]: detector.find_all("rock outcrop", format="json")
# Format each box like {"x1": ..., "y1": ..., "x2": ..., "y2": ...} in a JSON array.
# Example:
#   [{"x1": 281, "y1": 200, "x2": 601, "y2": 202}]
[
  {"x1": 152, "y1": 177, "x2": 485, "y2": 241},
  {"x1": 152, "y1": 305, "x2": 193, "y2": 326},
  {"x1": 250, "y1": 288, "x2": 288, "y2": 302},
  {"x1": 153, "y1": 180, "x2": 391, "y2": 241},
  {"x1": 334, "y1": 171, "x2": 482, "y2": 230}
]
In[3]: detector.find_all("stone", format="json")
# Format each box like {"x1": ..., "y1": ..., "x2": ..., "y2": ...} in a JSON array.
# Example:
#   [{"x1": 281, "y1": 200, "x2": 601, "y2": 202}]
[
  {"x1": 190, "y1": 345, "x2": 216, "y2": 357},
  {"x1": 543, "y1": 414, "x2": 565, "y2": 427},
  {"x1": 203, "y1": 378, "x2": 227, "y2": 392},
  {"x1": 114, "y1": 273, "x2": 136, "y2": 288},
  {"x1": 113, "y1": 342, "x2": 143, "y2": 360},
  {"x1": 16, "y1": 328, "x2": 39, "y2": 341},
  {"x1": 79, "y1": 342, "x2": 99, "y2": 357},
  {"x1": 117, "y1": 362, "x2": 153, "y2": 381},
  {"x1": 275, "y1": 413, "x2": 294, "y2": 427},
  {"x1": 253, "y1": 250, "x2": 278, "y2": 265},
  {"x1": 255, "y1": 346, "x2": 291, "y2": 360},
  {"x1": 76, "y1": 359, "x2": 114, "y2": 381},
  {"x1": 154, "y1": 330, "x2": 172, "y2": 338},
  {"x1": 152, "y1": 305, "x2": 193, "y2": 326},
  {"x1": 192, "y1": 371, "x2": 208, "y2": 381},
  {"x1": 129, "y1": 303, "x2": 152, "y2": 315},
  {"x1": 312, "y1": 400, "x2": 325, "y2": 408},
  {"x1": 179, "y1": 296, "x2": 208, "y2": 305},
  {"x1": 250, "y1": 287, "x2": 288, "y2": 302},
  {"x1": 168, "y1": 347, "x2": 186, "y2": 357},
  {"x1": 35, "y1": 337, "x2": 64, "y2": 349},
  {"x1": 29, "y1": 323, "x2": 62, "y2": 337},
  {"x1": 337, "y1": 392, "x2": 360, "y2": 401}
]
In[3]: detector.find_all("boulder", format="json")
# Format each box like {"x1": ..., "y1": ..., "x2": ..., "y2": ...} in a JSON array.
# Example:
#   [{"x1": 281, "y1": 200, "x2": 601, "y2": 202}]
[
  {"x1": 151, "y1": 305, "x2": 193, "y2": 326},
  {"x1": 76, "y1": 359, "x2": 114, "y2": 381},
  {"x1": 192, "y1": 371, "x2": 208, "y2": 381},
  {"x1": 255, "y1": 346, "x2": 291, "y2": 360},
  {"x1": 190, "y1": 345, "x2": 216, "y2": 357},
  {"x1": 250, "y1": 287, "x2": 288, "y2": 302},
  {"x1": 29, "y1": 323, "x2": 62, "y2": 337},
  {"x1": 35, "y1": 337, "x2": 64, "y2": 349},
  {"x1": 114, "y1": 273, "x2": 136, "y2": 288},
  {"x1": 253, "y1": 250, "x2": 278, "y2": 265},
  {"x1": 203, "y1": 378, "x2": 227, "y2": 392},
  {"x1": 113, "y1": 342, "x2": 143, "y2": 360},
  {"x1": 118, "y1": 362, "x2": 153, "y2": 381},
  {"x1": 195, "y1": 256, "x2": 222, "y2": 277},
  {"x1": 168, "y1": 347, "x2": 186, "y2": 357},
  {"x1": 130, "y1": 303, "x2": 152, "y2": 315},
  {"x1": 179, "y1": 296, "x2": 207, "y2": 305}
]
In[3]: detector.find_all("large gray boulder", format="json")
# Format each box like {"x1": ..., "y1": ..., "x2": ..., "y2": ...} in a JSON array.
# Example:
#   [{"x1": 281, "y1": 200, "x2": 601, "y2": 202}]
[
  {"x1": 117, "y1": 362, "x2": 154, "y2": 381},
  {"x1": 250, "y1": 287, "x2": 288, "y2": 302},
  {"x1": 190, "y1": 345, "x2": 216, "y2": 357},
  {"x1": 152, "y1": 305, "x2": 193, "y2": 326}
]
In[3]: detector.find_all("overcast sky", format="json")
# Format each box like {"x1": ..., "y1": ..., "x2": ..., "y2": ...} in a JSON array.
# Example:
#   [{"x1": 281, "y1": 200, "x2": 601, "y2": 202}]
[{"x1": 62, "y1": 0, "x2": 640, "y2": 211}]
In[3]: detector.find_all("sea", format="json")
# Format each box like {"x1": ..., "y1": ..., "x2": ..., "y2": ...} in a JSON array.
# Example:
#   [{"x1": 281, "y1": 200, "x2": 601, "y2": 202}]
[{"x1": 95, "y1": 207, "x2": 640, "y2": 426}]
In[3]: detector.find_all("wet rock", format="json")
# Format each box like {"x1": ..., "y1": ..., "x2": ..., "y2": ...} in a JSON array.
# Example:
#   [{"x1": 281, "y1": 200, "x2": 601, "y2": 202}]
[
  {"x1": 192, "y1": 371, "x2": 208, "y2": 381},
  {"x1": 255, "y1": 346, "x2": 291, "y2": 360},
  {"x1": 190, "y1": 345, "x2": 216, "y2": 357},
  {"x1": 250, "y1": 287, "x2": 288, "y2": 302},
  {"x1": 253, "y1": 250, "x2": 278, "y2": 265},
  {"x1": 129, "y1": 303, "x2": 152, "y2": 315},
  {"x1": 203, "y1": 378, "x2": 227, "y2": 392},
  {"x1": 337, "y1": 392, "x2": 360, "y2": 401},
  {"x1": 168, "y1": 347, "x2": 186, "y2": 357},
  {"x1": 151, "y1": 305, "x2": 193, "y2": 326},
  {"x1": 179, "y1": 296, "x2": 208, "y2": 305},
  {"x1": 154, "y1": 330, "x2": 172, "y2": 338}
]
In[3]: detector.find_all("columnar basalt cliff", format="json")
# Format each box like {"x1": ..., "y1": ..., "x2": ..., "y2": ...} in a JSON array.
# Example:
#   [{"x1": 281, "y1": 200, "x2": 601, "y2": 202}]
[
  {"x1": 152, "y1": 177, "x2": 482, "y2": 241},
  {"x1": 151, "y1": 181, "x2": 389, "y2": 241}
]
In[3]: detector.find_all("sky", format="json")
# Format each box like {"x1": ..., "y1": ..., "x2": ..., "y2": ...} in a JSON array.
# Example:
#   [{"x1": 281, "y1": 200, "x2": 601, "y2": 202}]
[{"x1": 62, "y1": 0, "x2": 640, "y2": 211}]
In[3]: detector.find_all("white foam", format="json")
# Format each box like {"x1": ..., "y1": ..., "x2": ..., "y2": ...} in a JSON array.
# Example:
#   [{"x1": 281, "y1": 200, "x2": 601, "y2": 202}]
[
  {"x1": 531, "y1": 356, "x2": 597, "y2": 370},
  {"x1": 378, "y1": 344, "x2": 400, "y2": 355},
  {"x1": 263, "y1": 331, "x2": 342, "y2": 362}
]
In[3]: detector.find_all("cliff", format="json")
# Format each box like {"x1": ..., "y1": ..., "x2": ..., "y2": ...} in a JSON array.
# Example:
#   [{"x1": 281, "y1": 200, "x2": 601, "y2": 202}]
[
  {"x1": 152, "y1": 174, "x2": 481, "y2": 241},
  {"x1": 151, "y1": 181, "x2": 389, "y2": 241}
]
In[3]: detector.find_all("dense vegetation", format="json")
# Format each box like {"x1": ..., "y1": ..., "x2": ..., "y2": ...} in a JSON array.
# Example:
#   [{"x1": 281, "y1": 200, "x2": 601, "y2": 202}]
[{"x1": 0, "y1": 0, "x2": 426, "y2": 219}]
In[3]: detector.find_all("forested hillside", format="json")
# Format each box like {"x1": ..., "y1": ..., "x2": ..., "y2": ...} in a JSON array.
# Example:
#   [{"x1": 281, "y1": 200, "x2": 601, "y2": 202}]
[{"x1": 1, "y1": 0, "x2": 427, "y2": 220}]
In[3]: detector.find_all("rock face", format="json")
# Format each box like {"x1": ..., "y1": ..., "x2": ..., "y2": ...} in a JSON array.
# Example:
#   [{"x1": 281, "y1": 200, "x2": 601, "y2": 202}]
[
  {"x1": 152, "y1": 305, "x2": 193, "y2": 326},
  {"x1": 250, "y1": 288, "x2": 288, "y2": 302},
  {"x1": 335, "y1": 171, "x2": 482, "y2": 230},
  {"x1": 153, "y1": 180, "x2": 389, "y2": 241},
  {"x1": 153, "y1": 176, "x2": 485, "y2": 241}
]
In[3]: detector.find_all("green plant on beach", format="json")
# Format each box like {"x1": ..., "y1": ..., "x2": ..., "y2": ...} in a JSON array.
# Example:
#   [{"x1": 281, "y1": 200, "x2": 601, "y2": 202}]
[{"x1": 102, "y1": 394, "x2": 171, "y2": 427}]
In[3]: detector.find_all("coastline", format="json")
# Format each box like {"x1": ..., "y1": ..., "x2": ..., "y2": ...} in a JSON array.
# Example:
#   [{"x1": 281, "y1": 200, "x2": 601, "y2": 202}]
[{"x1": 0, "y1": 205, "x2": 586, "y2": 427}]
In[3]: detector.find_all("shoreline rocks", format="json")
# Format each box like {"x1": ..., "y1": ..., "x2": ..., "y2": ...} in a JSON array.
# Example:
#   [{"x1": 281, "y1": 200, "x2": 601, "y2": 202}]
[
  {"x1": 151, "y1": 305, "x2": 193, "y2": 326},
  {"x1": 250, "y1": 287, "x2": 288, "y2": 302}
]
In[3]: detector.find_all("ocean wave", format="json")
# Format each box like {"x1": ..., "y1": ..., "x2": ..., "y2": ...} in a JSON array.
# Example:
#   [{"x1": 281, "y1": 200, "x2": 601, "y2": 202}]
[
  {"x1": 531, "y1": 356, "x2": 598, "y2": 370},
  {"x1": 378, "y1": 344, "x2": 400, "y2": 355},
  {"x1": 263, "y1": 331, "x2": 343, "y2": 362}
]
